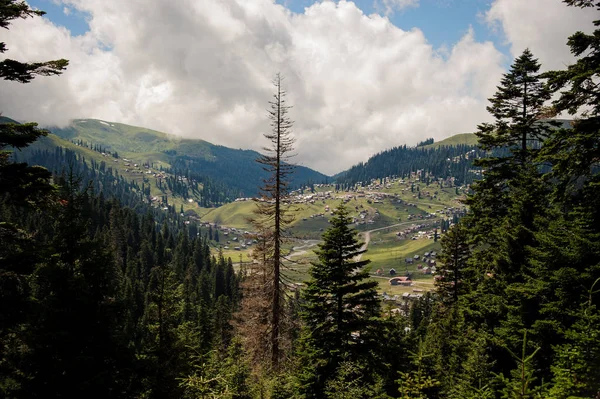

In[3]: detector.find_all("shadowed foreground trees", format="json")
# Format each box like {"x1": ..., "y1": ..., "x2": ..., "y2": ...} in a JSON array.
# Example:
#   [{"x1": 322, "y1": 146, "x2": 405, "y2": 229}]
[{"x1": 0, "y1": 3, "x2": 69, "y2": 391}]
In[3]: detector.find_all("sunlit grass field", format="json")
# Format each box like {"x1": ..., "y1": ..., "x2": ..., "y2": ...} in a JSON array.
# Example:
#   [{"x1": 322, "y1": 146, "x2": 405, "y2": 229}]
[{"x1": 199, "y1": 178, "x2": 457, "y2": 293}]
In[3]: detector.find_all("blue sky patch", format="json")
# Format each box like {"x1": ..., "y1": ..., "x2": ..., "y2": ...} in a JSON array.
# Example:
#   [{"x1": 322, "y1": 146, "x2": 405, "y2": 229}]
[
  {"x1": 276, "y1": 0, "x2": 510, "y2": 57},
  {"x1": 27, "y1": 0, "x2": 90, "y2": 36}
]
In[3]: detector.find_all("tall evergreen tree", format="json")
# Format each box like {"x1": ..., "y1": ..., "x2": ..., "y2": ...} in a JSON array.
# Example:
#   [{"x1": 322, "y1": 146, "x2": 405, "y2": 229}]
[
  {"x1": 299, "y1": 203, "x2": 381, "y2": 398},
  {"x1": 539, "y1": 2, "x2": 600, "y2": 395},
  {"x1": 466, "y1": 49, "x2": 554, "y2": 286},
  {"x1": 469, "y1": 49, "x2": 555, "y2": 236}
]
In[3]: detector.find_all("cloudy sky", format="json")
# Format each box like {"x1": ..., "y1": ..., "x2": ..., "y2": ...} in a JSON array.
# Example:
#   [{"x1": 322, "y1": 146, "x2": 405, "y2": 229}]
[{"x1": 0, "y1": 0, "x2": 595, "y2": 174}]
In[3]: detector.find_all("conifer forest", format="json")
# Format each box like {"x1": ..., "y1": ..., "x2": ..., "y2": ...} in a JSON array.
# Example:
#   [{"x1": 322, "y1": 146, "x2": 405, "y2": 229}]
[{"x1": 1, "y1": 0, "x2": 599, "y2": 398}]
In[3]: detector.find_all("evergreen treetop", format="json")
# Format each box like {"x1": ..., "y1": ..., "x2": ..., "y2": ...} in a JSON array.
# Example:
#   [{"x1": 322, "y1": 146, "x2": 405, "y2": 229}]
[{"x1": 476, "y1": 49, "x2": 555, "y2": 165}]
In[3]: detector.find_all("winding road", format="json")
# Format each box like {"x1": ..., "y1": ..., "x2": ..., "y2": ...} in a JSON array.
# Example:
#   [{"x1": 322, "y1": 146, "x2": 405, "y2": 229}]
[
  {"x1": 287, "y1": 239, "x2": 321, "y2": 259},
  {"x1": 286, "y1": 220, "x2": 438, "y2": 261},
  {"x1": 355, "y1": 220, "x2": 430, "y2": 261}
]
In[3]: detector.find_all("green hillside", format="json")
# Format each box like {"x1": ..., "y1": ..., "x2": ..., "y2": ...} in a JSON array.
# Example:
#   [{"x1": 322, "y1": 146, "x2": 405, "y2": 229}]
[
  {"x1": 423, "y1": 132, "x2": 478, "y2": 148},
  {"x1": 51, "y1": 119, "x2": 181, "y2": 154},
  {"x1": 0, "y1": 116, "x2": 18, "y2": 124},
  {"x1": 48, "y1": 119, "x2": 329, "y2": 197},
  {"x1": 336, "y1": 119, "x2": 572, "y2": 186},
  {"x1": 420, "y1": 119, "x2": 572, "y2": 150}
]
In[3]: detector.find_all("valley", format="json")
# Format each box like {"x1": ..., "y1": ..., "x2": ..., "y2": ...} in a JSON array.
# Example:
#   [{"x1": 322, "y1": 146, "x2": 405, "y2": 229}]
[
  {"x1": 196, "y1": 174, "x2": 466, "y2": 295},
  {"x1": 14, "y1": 116, "x2": 470, "y2": 296}
]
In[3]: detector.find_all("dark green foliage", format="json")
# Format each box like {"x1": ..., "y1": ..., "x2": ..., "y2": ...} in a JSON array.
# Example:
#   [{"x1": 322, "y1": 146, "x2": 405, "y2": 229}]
[
  {"x1": 20, "y1": 176, "x2": 129, "y2": 398},
  {"x1": 417, "y1": 138, "x2": 434, "y2": 147},
  {"x1": 0, "y1": 57, "x2": 68, "y2": 83},
  {"x1": 415, "y1": 6, "x2": 600, "y2": 398},
  {"x1": 299, "y1": 203, "x2": 381, "y2": 397},
  {"x1": 545, "y1": 1, "x2": 600, "y2": 116},
  {"x1": 0, "y1": 157, "x2": 244, "y2": 397},
  {"x1": 549, "y1": 280, "x2": 600, "y2": 397},
  {"x1": 396, "y1": 338, "x2": 440, "y2": 399},
  {"x1": 337, "y1": 143, "x2": 485, "y2": 187},
  {"x1": 324, "y1": 361, "x2": 390, "y2": 399},
  {"x1": 496, "y1": 331, "x2": 547, "y2": 399},
  {"x1": 435, "y1": 223, "x2": 471, "y2": 303}
]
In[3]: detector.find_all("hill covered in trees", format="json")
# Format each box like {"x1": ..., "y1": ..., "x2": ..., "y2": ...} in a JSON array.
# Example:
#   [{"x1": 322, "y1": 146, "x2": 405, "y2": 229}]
[
  {"x1": 47, "y1": 118, "x2": 329, "y2": 198},
  {"x1": 336, "y1": 119, "x2": 572, "y2": 187},
  {"x1": 335, "y1": 142, "x2": 485, "y2": 186}
]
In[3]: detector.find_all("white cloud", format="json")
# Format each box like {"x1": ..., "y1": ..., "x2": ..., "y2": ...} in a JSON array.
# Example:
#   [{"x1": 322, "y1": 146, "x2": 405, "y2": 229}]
[
  {"x1": 486, "y1": 0, "x2": 595, "y2": 71},
  {"x1": 3, "y1": 0, "x2": 585, "y2": 175}
]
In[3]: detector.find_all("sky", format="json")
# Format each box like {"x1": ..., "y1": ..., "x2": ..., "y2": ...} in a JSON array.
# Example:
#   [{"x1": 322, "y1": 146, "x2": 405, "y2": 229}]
[{"x1": 0, "y1": 1, "x2": 596, "y2": 175}]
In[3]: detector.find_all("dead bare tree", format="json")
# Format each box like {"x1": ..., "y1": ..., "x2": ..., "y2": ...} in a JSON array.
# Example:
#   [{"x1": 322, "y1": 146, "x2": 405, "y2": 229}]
[{"x1": 251, "y1": 73, "x2": 296, "y2": 370}]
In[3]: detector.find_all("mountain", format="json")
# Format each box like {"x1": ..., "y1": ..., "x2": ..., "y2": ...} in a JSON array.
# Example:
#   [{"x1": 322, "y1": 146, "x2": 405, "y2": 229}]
[
  {"x1": 335, "y1": 119, "x2": 573, "y2": 186},
  {"x1": 46, "y1": 119, "x2": 329, "y2": 197},
  {"x1": 0, "y1": 115, "x2": 18, "y2": 124},
  {"x1": 335, "y1": 140, "x2": 483, "y2": 186}
]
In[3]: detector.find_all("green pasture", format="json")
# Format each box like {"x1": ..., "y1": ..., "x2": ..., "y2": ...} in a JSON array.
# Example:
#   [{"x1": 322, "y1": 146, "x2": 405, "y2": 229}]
[{"x1": 423, "y1": 132, "x2": 478, "y2": 149}]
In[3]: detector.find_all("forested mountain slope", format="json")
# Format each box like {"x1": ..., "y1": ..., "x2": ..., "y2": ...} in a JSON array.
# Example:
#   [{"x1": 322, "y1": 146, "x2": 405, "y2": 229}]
[
  {"x1": 47, "y1": 118, "x2": 329, "y2": 197},
  {"x1": 336, "y1": 119, "x2": 572, "y2": 186}
]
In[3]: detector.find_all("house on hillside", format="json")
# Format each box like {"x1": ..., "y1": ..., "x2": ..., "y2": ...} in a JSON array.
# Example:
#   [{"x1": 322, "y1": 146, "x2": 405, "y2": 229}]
[
  {"x1": 405, "y1": 258, "x2": 414, "y2": 264},
  {"x1": 389, "y1": 276, "x2": 412, "y2": 286}
]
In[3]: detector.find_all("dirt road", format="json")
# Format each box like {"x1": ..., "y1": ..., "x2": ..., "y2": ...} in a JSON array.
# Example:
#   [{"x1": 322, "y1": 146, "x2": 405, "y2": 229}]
[
  {"x1": 356, "y1": 221, "x2": 428, "y2": 261},
  {"x1": 287, "y1": 239, "x2": 321, "y2": 259}
]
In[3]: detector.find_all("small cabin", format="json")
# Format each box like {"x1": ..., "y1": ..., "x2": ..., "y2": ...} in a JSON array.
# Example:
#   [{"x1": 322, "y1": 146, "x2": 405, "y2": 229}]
[{"x1": 389, "y1": 277, "x2": 412, "y2": 286}]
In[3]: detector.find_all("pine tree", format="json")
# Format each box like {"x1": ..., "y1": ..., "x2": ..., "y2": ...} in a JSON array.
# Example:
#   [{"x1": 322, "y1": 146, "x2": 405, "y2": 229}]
[
  {"x1": 545, "y1": 0, "x2": 600, "y2": 117},
  {"x1": 142, "y1": 261, "x2": 184, "y2": 399},
  {"x1": 436, "y1": 223, "x2": 471, "y2": 304},
  {"x1": 476, "y1": 49, "x2": 555, "y2": 165},
  {"x1": 469, "y1": 49, "x2": 555, "y2": 234},
  {"x1": 299, "y1": 203, "x2": 381, "y2": 398},
  {"x1": 246, "y1": 73, "x2": 295, "y2": 370}
]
